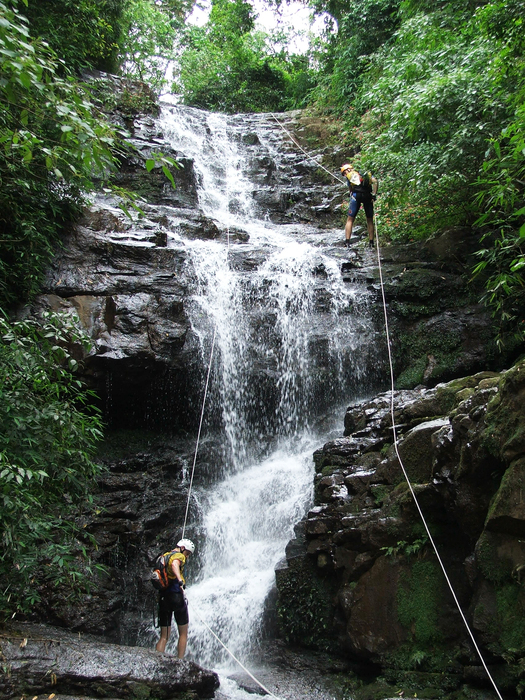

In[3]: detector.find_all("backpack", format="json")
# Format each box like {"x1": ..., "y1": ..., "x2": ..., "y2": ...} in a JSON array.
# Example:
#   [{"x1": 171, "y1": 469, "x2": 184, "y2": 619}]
[
  {"x1": 150, "y1": 550, "x2": 178, "y2": 591},
  {"x1": 350, "y1": 170, "x2": 374, "y2": 196}
]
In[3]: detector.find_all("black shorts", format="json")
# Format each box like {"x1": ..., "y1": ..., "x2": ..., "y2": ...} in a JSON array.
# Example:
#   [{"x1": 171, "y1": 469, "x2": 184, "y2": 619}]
[
  {"x1": 348, "y1": 191, "x2": 374, "y2": 219},
  {"x1": 158, "y1": 591, "x2": 189, "y2": 627}
]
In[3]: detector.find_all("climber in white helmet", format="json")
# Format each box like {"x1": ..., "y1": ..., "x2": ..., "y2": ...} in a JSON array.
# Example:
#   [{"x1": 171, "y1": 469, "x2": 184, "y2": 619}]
[{"x1": 155, "y1": 538, "x2": 195, "y2": 658}]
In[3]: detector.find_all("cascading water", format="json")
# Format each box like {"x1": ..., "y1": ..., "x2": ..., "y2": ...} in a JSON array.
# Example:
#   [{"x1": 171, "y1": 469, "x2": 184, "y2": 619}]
[{"x1": 151, "y1": 103, "x2": 384, "y2": 688}]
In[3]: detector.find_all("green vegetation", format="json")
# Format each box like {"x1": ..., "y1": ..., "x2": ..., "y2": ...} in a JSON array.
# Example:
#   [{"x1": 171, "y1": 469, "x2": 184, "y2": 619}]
[
  {"x1": 21, "y1": 0, "x2": 126, "y2": 72},
  {"x1": 397, "y1": 559, "x2": 442, "y2": 644},
  {"x1": 382, "y1": 535, "x2": 428, "y2": 558},
  {"x1": 276, "y1": 558, "x2": 336, "y2": 650},
  {"x1": 0, "y1": 0, "x2": 125, "y2": 310},
  {"x1": 472, "y1": 103, "x2": 525, "y2": 348},
  {"x1": 0, "y1": 313, "x2": 104, "y2": 617},
  {"x1": 0, "y1": 0, "x2": 173, "y2": 615},
  {"x1": 118, "y1": 0, "x2": 187, "y2": 92},
  {"x1": 175, "y1": 0, "x2": 315, "y2": 112},
  {"x1": 307, "y1": 0, "x2": 525, "y2": 346}
]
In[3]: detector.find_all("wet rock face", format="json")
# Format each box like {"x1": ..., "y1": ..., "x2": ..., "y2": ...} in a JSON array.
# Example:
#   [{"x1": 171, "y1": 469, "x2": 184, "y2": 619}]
[
  {"x1": 31, "y1": 433, "x2": 224, "y2": 643},
  {"x1": 24, "y1": 103, "x2": 513, "y2": 435},
  {"x1": 0, "y1": 622, "x2": 219, "y2": 699},
  {"x1": 25, "y1": 108, "x2": 357, "y2": 433},
  {"x1": 277, "y1": 360, "x2": 525, "y2": 678}
]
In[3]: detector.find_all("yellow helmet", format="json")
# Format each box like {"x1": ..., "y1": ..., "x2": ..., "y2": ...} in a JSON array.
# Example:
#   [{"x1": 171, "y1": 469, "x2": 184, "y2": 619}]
[{"x1": 340, "y1": 163, "x2": 352, "y2": 174}]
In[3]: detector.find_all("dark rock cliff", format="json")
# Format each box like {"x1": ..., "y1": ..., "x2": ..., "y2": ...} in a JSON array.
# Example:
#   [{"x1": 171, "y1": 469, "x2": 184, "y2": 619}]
[{"x1": 276, "y1": 359, "x2": 525, "y2": 694}]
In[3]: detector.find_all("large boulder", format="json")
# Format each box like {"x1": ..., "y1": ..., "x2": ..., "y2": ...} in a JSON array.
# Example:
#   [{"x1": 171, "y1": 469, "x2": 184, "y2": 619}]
[
  {"x1": 277, "y1": 359, "x2": 525, "y2": 693},
  {"x1": 0, "y1": 623, "x2": 219, "y2": 699}
]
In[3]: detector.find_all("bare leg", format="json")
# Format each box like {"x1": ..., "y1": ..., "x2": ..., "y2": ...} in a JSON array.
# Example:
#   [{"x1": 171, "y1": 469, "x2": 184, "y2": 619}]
[
  {"x1": 177, "y1": 623, "x2": 188, "y2": 659},
  {"x1": 156, "y1": 625, "x2": 171, "y2": 652},
  {"x1": 345, "y1": 216, "x2": 354, "y2": 242},
  {"x1": 366, "y1": 217, "x2": 374, "y2": 242}
]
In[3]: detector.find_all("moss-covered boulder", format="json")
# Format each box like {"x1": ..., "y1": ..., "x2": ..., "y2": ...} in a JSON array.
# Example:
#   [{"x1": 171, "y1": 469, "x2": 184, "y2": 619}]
[{"x1": 279, "y1": 361, "x2": 525, "y2": 694}]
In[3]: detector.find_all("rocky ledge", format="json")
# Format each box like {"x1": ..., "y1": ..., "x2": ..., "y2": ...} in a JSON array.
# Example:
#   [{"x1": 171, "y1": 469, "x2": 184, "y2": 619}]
[
  {"x1": 276, "y1": 358, "x2": 525, "y2": 695},
  {"x1": 0, "y1": 622, "x2": 219, "y2": 700}
]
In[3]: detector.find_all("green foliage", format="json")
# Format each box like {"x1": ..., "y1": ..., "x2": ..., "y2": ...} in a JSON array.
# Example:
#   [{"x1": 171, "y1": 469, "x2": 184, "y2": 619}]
[
  {"x1": 354, "y1": 9, "x2": 506, "y2": 239},
  {"x1": 382, "y1": 535, "x2": 428, "y2": 558},
  {"x1": 276, "y1": 558, "x2": 335, "y2": 650},
  {"x1": 88, "y1": 76, "x2": 160, "y2": 119},
  {"x1": 175, "y1": 0, "x2": 316, "y2": 112},
  {"x1": 118, "y1": 0, "x2": 182, "y2": 93},
  {"x1": 0, "y1": 312, "x2": 104, "y2": 618},
  {"x1": 308, "y1": 0, "x2": 525, "y2": 326},
  {"x1": 397, "y1": 559, "x2": 442, "y2": 644},
  {"x1": 0, "y1": 1, "x2": 125, "y2": 309},
  {"x1": 22, "y1": 0, "x2": 126, "y2": 73},
  {"x1": 309, "y1": 0, "x2": 401, "y2": 108},
  {"x1": 472, "y1": 104, "x2": 525, "y2": 348}
]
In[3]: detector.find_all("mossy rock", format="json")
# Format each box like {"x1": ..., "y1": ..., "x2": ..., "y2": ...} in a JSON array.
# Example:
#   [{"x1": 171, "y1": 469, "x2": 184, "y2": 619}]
[
  {"x1": 396, "y1": 559, "x2": 444, "y2": 645},
  {"x1": 455, "y1": 387, "x2": 475, "y2": 404},
  {"x1": 386, "y1": 268, "x2": 465, "y2": 303},
  {"x1": 321, "y1": 464, "x2": 339, "y2": 477},
  {"x1": 394, "y1": 418, "x2": 449, "y2": 484},
  {"x1": 474, "y1": 530, "x2": 520, "y2": 584},
  {"x1": 482, "y1": 358, "x2": 525, "y2": 462},
  {"x1": 485, "y1": 457, "x2": 525, "y2": 536},
  {"x1": 275, "y1": 557, "x2": 336, "y2": 651}
]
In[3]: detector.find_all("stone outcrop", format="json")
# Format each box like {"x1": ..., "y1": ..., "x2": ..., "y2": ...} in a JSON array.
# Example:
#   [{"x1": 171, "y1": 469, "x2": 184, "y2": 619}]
[
  {"x1": 277, "y1": 358, "x2": 525, "y2": 691},
  {"x1": 0, "y1": 622, "x2": 219, "y2": 699},
  {"x1": 344, "y1": 227, "x2": 516, "y2": 388}
]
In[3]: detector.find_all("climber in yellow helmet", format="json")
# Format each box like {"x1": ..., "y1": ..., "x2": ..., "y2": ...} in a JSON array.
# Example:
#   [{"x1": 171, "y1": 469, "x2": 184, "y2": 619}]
[{"x1": 341, "y1": 164, "x2": 378, "y2": 249}]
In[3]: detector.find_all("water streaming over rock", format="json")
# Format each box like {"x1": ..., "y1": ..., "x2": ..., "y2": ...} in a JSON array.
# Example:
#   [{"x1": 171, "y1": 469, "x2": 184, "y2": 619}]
[{"x1": 147, "y1": 104, "x2": 384, "y2": 684}]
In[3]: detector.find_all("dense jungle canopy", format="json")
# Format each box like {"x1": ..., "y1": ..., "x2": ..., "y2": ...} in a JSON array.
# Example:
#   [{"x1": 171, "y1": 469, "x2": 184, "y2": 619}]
[{"x1": 0, "y1": 0, "x2": 524, "y2": 621}]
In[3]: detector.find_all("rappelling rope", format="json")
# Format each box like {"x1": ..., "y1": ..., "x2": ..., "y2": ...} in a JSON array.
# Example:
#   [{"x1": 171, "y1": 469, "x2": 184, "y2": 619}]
[
  {"x1": 270, "y1": 113, "x2": 503, "y2": 698},
  {"x1": 182, "y1": 146, "x2": 230, "y2": 538},
  {"x1": 270, "y1": 113, "x2": 346, "y2": 185},
  {"x1": 371, "y1": 220, "x2": 503, "y2": 700},
  {"x1": 191, "y1": 605, "x2": 283, "y2": 699},
  {"x1": 181, "y1": 325, "x2": 217, "y2": 539}
]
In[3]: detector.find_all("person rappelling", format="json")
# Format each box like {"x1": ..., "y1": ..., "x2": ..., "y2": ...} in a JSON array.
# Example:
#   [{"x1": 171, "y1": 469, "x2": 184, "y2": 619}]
[
  {"x1": 152, "y1": 538, "x2": 196, "y2": 658},
  {"x1": 341, "y1": 164, "x2": 378, "y2": 248}
]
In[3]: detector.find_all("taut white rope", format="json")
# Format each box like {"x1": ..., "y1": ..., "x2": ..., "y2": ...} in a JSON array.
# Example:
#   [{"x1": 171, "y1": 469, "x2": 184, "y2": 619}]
[
  {"x1": 268, "y1": 113, "x2": 503, "y2": 696},
  {"x1": 372, "y1": 217, "x2": 503, "y2": 700},
  {"x1": 270, "y1": 113, "x2": 346, "y2": 185},
  {"x1": 181, "y1": 326, "x2": 217, "y2": 539},
  {"x1": 191, "y1": 604, "x2": 284, "y2": 699}
]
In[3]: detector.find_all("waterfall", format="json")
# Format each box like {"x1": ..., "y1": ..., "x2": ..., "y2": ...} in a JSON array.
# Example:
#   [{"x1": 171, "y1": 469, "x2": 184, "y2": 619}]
[{"x1": 154, "y1": 104, "x2": 382, "y2": 675}]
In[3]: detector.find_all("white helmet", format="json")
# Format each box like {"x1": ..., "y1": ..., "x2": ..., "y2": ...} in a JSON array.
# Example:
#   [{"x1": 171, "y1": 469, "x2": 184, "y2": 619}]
[{"x1": 177, "y1": 538, "x2": 195, "y2": 554}]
